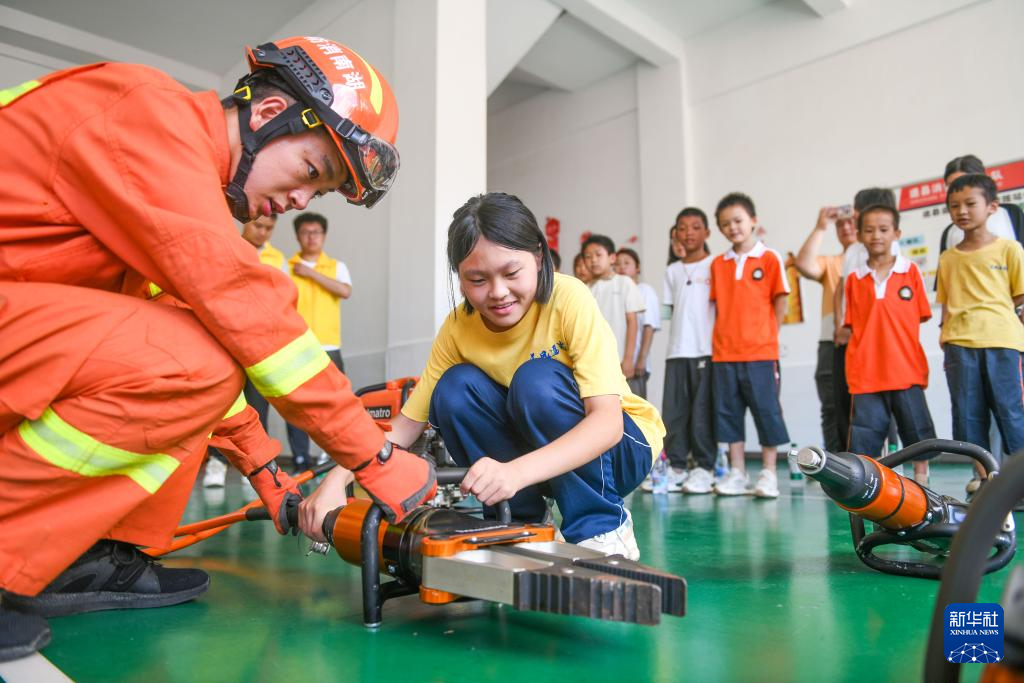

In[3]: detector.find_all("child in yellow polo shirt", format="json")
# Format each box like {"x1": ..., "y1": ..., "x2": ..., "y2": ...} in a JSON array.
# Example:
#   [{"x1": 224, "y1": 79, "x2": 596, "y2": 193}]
[
  {"x1": 303, "y1": 193, "x2": 664, "y2": 560},
  {"x1": 938, "y1": 174, "x2": 1024, "y2": 472}
]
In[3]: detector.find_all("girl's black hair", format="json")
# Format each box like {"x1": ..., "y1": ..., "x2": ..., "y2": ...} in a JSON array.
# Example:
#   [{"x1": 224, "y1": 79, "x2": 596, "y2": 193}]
[
  {"x1": 447, "y1": 193, "x2": 555, "y2": 315},
  {"x1": 944, "y1": 154, "x2": 985, "y2": 181}
]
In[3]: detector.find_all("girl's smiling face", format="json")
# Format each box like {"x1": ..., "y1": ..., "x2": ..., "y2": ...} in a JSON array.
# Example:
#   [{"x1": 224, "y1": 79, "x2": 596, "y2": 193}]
[{"x1": 458, "y1": 237, "x2": 541, "y2": 332}]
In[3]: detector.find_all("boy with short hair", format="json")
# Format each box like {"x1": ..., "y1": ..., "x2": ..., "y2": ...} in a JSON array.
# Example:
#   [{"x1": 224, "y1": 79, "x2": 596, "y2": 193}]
[
  {"x1": 938, "y1": 173, "x2": 1024, "y2": 462},
  {"x1": 662, "y1": 208, "x2": 717, "y2": 495},
  {"x1": 710, "y1": 193, "x2": 790, "y2": 498},
  {"x1": 582, "y1": 235, "x2": 645, "y2": 380},
  {"x1": 843, "y1": 205, "x2": 935, "y2": 484}
]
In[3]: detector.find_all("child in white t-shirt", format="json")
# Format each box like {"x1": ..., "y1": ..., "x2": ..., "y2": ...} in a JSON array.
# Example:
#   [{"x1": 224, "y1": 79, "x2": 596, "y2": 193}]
[
  {"x1": 659, "y1": 208, "x2": 717, "y2": 495},
  {"x1": 582, "y1": 235, "x2": 646, "y2": 379},
  {"x1": 614, "y1": 247, "x2": 661, "y2": 399}
]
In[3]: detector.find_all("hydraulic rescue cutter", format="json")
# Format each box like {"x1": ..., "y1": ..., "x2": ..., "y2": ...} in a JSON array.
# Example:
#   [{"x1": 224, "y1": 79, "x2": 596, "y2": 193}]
[
  {"x1": 793, "y1": 439, "x2": 1015, "y2": 579},
  {"x1": 302, "y1": 467, "x2": 687, "y2": 627}
]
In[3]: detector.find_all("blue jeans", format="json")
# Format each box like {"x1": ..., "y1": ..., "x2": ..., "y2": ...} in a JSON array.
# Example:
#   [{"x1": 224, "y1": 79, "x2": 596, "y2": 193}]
[
  {"x1": 287, "y1": 349, "x2": 343, "y2": 469},
  {"x1": 428, "y1": 361, "x2": 652, "y2": 542},
  {"x1": 944, "y1": 344, "x2": 1024, "y2": 455}
]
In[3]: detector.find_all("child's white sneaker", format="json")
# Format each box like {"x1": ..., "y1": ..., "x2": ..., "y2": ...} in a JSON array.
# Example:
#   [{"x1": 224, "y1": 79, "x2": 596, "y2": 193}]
[
  {"x1": 753, "y1": 469, "x2": 780, "y2": 498},
  {"x1": 577, "y1": 509, "x2": 640, "y2": 560},
  {"x1": 682, "y1": 467, "x2": 714, "y2": 494},
  {"x1": 203, "y1": 457, "x2": 227, "y2": 488},
  {"x1": 666, "y1": 467, "x2": 688, "y2": 492},
  {"x1": 714, "y1": 469, "x2": 750, "y2": 496}
]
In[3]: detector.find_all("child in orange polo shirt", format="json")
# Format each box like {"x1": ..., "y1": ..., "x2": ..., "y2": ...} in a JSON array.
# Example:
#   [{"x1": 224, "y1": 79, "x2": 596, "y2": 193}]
[
  {"x1": 710, "y1": 193, "x2": 790, "y2": 498},
  {"x1": 843, "y1": 204, "x2": 935, "y2": 484}
]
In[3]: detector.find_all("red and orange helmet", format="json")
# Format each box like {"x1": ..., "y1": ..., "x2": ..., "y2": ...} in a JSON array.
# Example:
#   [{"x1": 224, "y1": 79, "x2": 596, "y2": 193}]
[{"x1": 225, "y1": 36, "x2": 400, "y2": 219}]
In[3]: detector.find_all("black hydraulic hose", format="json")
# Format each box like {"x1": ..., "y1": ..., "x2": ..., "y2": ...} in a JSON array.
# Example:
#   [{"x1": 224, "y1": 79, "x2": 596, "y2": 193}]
[
  {"x1": 924, "y1": 451, "x2": 1024, "y2": 683},
  {"x1": 879, "y1": 438, "x2": 999, "y2": 475}
]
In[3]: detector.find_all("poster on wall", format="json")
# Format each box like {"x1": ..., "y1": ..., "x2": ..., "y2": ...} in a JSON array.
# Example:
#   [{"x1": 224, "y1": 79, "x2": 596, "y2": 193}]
[
  {"x1": 895, "y1": 158, "x2": 1024, "y2": 304},
  {"x1": 782, "y1": 253, "x2": 804, "y2": 325}
]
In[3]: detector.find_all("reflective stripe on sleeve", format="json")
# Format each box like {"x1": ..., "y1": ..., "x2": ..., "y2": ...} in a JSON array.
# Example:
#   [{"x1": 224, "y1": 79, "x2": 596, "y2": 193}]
[
  {"x1": 223, "y1": 391, "x2": 247, "y2": 419},
  {"x1": 245, "y1": 329, "x2": 330, "y2": 398},
  {"x1": 17, "y1": 408, "x2": 180, "y2": 494},
  {"x1": 0, "y1": 79, "x2": 41, "y2": 107}
]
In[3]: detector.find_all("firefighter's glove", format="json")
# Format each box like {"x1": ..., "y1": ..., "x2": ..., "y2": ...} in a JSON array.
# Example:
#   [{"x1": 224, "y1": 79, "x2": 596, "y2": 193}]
[
  {"x1": 248, "y1": 460, "x2": 302, "y2": 535},
  {"x1": 352, "y1": 442, "x2": 437, "y2": 524}
]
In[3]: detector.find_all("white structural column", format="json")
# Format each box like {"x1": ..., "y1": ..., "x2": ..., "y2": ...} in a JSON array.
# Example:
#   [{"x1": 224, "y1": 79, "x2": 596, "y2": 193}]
[
  {"x1": 387, "y1": 0, "x2": 487, "y2": 378},
  {"x1": 636, "y1": 58, "x2": 690, "y2": 287},
  {"x1": 635, "y1": 58, "x2": 689, "y2": 410}
]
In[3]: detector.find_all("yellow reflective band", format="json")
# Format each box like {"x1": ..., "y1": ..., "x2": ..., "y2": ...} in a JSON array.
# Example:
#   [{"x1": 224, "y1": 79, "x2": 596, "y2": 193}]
[
  {"x1": 223, "y1": 391, "x2": 247, "y2": 419},
  {"x1": 147, "y1": 282, "x2": 163, "y2": 298},
  {"x1": 245, "y1": 329, "x2": 330, "y2": 398},
  {"x1": 0, "y1": 79, "x2": 41, "y2": 107},
  {"x1": 357, "y1": 55, "x2": 383, "y2": 115},
  {"x1": 18, "y1": 408, "x2": 180, "y2": 495}
]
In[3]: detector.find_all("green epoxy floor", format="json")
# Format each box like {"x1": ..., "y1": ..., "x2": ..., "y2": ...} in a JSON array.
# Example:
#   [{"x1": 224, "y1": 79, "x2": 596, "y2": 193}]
[{"x1": 29, "y1": 464, "x2": 1019, "y2": 682}]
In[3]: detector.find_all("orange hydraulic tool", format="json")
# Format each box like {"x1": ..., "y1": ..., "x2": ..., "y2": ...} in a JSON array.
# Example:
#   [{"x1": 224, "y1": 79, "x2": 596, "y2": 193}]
[
  {"x1": 300, "y1": 468, "x2": 686, "y2": 628},
  {"x1": 354, "y1": 377, "x2": 418, "y2": 423},
  {"x1": 795, "y1": 439, "x2": 1015, "y2": 579}
]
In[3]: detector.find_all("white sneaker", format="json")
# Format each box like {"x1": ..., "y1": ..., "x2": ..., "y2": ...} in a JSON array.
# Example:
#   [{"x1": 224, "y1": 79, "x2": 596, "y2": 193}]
[
  {"x1": 667, "y1": 467, "x2": 688, "y2": 492},
  {"x1": 714, "y1": 469, "x2": 751, "y2": 496},
  {"x1": 640, "y1": 476, "x2": 654, "y2": 493},
  {"x1": 577, "y1": 509, "x2": 641, "y2": 561},
  {"x1": 203, "y1": 457, "x2": 227, "y2": 488},
  {"x1": 681, "y1": 467, "x2": 714, "y2": 494},
  {"x1": 753, "y1": 469, "x2": 779, "y2": 498},
  {"x1": 314, "y1": 450, "x2": 331, "y2": 466}
]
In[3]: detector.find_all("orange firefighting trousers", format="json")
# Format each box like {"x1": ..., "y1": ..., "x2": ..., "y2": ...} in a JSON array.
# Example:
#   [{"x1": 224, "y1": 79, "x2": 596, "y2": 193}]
[{"x1": 0, "y1": 282, "x2": 242, "y2": 595}]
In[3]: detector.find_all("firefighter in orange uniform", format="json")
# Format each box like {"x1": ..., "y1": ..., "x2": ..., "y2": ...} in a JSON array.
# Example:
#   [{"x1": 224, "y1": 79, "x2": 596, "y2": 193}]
[{"x1": 0, "y1": 36, "x2": 436, "y2": 660}]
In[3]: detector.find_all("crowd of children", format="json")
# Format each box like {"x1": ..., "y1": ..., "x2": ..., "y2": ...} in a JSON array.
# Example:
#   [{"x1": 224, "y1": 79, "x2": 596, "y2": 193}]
[{"x1": 569, "y1": 155, "x2": 1024, "y2": 497}]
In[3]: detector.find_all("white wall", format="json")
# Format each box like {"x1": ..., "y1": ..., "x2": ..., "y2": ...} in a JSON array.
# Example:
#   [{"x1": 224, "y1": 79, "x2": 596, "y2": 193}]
[
  {"x1": 488, "y1": 66, "x2": 642, "y2": 273},
  {"x1": 686, "y1": 0, "x2": 1024, "y2": 449}
]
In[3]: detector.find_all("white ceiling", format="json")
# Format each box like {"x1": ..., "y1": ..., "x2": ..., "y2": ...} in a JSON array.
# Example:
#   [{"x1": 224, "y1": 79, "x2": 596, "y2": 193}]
[
  {"x1": 0, "y1": 0, "x2": 845, "y2": 112},
  {"x1": 1, "y1": 0, "x2": 312, "y2": 76}
]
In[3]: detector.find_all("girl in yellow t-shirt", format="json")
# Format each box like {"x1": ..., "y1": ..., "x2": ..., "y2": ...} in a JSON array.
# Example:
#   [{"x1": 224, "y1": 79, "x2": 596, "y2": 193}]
[{"x1": 303, "y1": 193, "x2": 664, "y2": 559}]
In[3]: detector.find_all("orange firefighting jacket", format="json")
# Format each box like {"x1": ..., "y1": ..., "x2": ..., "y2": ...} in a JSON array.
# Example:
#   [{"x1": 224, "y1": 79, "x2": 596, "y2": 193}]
[{"x1": 0, "y1": 62, "x2": 384, "y2": 468}]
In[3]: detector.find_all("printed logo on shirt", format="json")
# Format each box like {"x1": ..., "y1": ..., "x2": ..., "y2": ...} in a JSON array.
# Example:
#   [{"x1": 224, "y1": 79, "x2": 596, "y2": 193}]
[
  {"x1": 898, "y1": 286, "x2": 913, "y2": 301},
  {"x1": 529, "y1": 341, "x2": 567, "y2": 361},
  {"x1": 751, "y1": 268, "x2": 764, "y2": 281},
  {"x1": 990, "y1": 264, "x2": 1009, "y2": 271}
]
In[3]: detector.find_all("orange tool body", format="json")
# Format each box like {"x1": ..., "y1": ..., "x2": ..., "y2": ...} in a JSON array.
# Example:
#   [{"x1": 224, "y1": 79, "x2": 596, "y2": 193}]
[
  {"x1": 323, "y1": 495, "x2": 686, "y2": 626},
  {"x1": 795, "y1": 442, "x2": 1014, "y2": 579},
  {"x1": 157, "y1": 379, "x2": 687, "y2": 626}
]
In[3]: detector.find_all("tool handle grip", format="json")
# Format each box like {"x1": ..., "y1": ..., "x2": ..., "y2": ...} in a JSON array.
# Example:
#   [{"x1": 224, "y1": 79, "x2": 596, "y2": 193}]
[{"x1": 250, "y1": 468, "x2": 512, "y2": 529}]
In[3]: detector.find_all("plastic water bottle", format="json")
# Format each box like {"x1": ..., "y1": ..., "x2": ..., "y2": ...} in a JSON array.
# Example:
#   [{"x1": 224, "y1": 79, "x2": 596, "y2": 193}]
[
  {"x1": 788, "y1": 442, "x2": 804, "y2": 480},
  {"x1": 714, "y1": 444, "x2": 729, "y2": 479},
  {"x1": 651, "y1": 452, "x2": 669, "y2": 494}
]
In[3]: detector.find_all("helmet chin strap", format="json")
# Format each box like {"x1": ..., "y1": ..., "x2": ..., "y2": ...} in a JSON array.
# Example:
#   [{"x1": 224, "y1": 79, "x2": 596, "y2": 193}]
[{"x1": 222, "y1": 90, "x2": 321, "y2": 223}]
